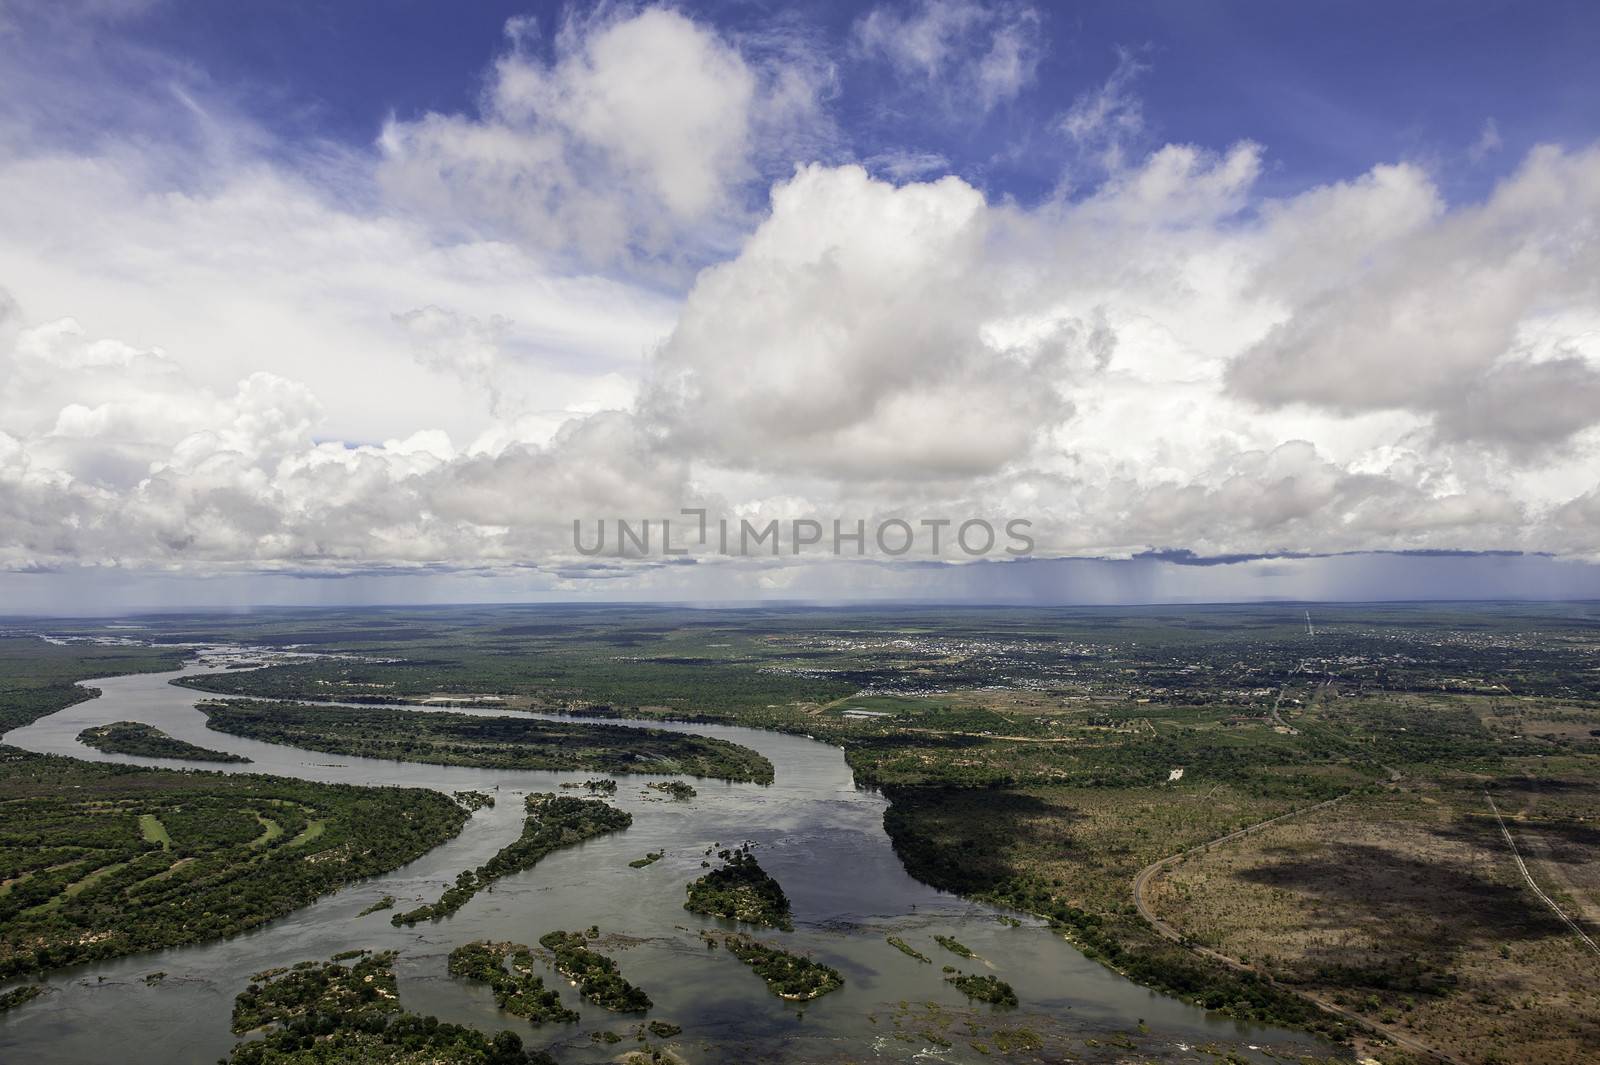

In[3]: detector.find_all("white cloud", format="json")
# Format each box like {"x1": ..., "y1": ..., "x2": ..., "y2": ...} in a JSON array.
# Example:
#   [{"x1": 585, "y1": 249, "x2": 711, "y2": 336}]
[
  {"x1": 854, "y1": 0, "x2": 1043, "y2": 112},
  {"x1": 1058, "y1": 48, "x2": 1147, "y2": 176},
  {"x1": 1470, "y1": 117, "x2": 1502, "y2": 163},
  {"x1": 378, "y1": 6, "x2": 830, "y2": 270},
  {"x1": 2, "y1": 8, "x2": 1600, "y2": 585},
  {"x1": 1229, "y1": 144, "x2": 1600, "y2": 453},
  {"x1": 642, "y1": 164, "x2": 1076, "y2": 480}
]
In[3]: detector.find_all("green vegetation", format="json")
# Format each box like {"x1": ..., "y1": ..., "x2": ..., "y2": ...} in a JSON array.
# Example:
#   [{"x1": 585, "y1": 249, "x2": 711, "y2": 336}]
[
  {"x1": 77, "y1": 720, "x2": 250, "y2": 762},
  {"x1": 448, "y1": 941, "x2": 578, "y2": 1024},
  {"x1": 945, "y1": 971, "x2": 1017, "y2": 1007},
  {"x1": 934, "y1": 935, "x2": 975, "y2": 959},
  {"x1": 0, "y1": 748, "x2": 466, "y2": 978},
  {"x1": 453, "y1": 790, "x2": 496, "y2": 810},
  {"x1": 357, "y1": 896, "x2": 395, "y2": 917},
  {"x1": 628, "y1": 851, "x2": 664, "y2": 869},
  {"x1": 164, "y1": 606, "x2": 852, "y2": 714},
  {"x1": 683, "y1": 847, "x2": 793, "y2": 930},
  {"x1": 137, "y1": 812, "x2": 171, "y2": 847},
  {"x1": 0, "y1": 984, "x2": 45, "y2": 1011},
  {"x1": 560, "y1": 778, "x2": 617, "y2": 794},
  {"x1": 199, "y1": 700, "x2": 773, "y2": 783},
  {"x1": 646, "y1": 1020, "x2": 681, "y2": 1038},
  {"x1": 886, "y1": 935, "x2": 931, "y2": 962},
  {"x1": 14, "y1": 603, "x2": 1600, "y2": 1063},
  {"x1": 393, "y1": 794, "x2": 631, "y2": 925},
  {"x1": 537, "y1": 930, "x2": 651, "y2": 1012},
  {"x1": 647, "y1": 780, "x2": 696, "y2": 800},
  {"x1": 0, "y1": 636, "x2": 185, "y2": 734},
  {"x1": 718, "y1": 934, "x2": 843, "y2": 1001},
  {"x1": 226, "y1": 950, "x2": 553, "y2": 1064}
]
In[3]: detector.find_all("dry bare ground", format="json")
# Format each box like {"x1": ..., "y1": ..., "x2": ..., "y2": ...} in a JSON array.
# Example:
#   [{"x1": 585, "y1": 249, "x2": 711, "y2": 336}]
[{"x1": 1144, "y1": 764, "x2": 1600, "y2": 1064}]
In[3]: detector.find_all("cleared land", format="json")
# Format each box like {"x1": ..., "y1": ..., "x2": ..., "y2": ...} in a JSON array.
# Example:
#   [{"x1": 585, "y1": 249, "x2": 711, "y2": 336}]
[{"x1": 1143, "y1": 764, "x2": 1600, "y2": 1064}]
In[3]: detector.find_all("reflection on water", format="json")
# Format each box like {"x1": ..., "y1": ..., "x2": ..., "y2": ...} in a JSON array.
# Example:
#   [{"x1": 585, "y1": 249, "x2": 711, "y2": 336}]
[{"x1": 0, "y1": 657, "x2": 1339, "y2": 1064}]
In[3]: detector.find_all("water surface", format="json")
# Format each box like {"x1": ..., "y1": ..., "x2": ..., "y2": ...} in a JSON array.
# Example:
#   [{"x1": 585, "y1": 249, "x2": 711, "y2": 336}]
[{"x1": 0, "y1": 656, "x2": 1338, "y2": 1063}]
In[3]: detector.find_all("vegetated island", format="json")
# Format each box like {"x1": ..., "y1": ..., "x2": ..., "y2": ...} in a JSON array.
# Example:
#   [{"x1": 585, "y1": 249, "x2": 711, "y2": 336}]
[
  {"x1": 934, "y1": 934, "x2": 976, "y2": 959},
  {"x1": 560, "y1": 778, "x2": 617, "y2": 794},
  {"x1": 647, "y1": 780, "x2": 696, "y2": 800},
  {"x1": 0, "y1": 985, "x2": 46, "y2": 1012},
  {"x1": 198, "y1": 700, "x2": 774, "y2": 783},
  {"x1": 392, "y1": 794, "x2": 631, "y2": 926},
  {"x1": 0, "y1": 748, "x2": 466, "y2": 979},
  {"x1": 226, "y1": 950, "x2": 554, "y2": 1064},
  {"x1": 357, "y1": 895, "x2": 395, "y2": 917},
  {"x1": 629, "y1": 851, "x2": 664, "y2": 869},
  {"x1": 448, "y1": 941, "x2": 578, "y2": 1024},
  {"x1": 887, "y1": 936, "x2": 931, "y2": 962},
  {"x1": 715, "y1": 933, "x2": 843, "y2": 1001},
  {"x1": 945, "y1": 970, "x2": 1018, "y2": 1007},
  {"x1": 453, "y1": 790, "x2": 496, "y2": 811},
  {"x1": 683, "y1": 847, "x2": 793, "y2": 931},
  {"x1": 538, "y1": 929, "x2": 652, "y2": 1012},
  {"x1": 78, "y1": 721, "x2": 250, "y2": 763}
]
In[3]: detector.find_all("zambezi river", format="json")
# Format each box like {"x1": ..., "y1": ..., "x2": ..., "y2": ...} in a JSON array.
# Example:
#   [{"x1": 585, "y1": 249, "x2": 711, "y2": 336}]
[{"x1": 0, "y1": 653, "x2": 1339, "y2": 1064}]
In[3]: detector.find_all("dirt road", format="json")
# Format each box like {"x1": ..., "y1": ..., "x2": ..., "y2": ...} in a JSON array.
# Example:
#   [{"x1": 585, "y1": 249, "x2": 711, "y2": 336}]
[
  {"x1": 1484, "y1": 790, "x2": 1600, "y2": 957},
  {"x1": 1130, "y1": 791, "x2": 1470, "y2": 1065}
]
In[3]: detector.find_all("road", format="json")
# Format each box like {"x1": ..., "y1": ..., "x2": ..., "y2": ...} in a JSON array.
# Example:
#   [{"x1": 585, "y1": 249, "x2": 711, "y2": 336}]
[
  {"x1": 1484, "y1": 791, "x2": 1600, "y2": 957},
  {"x1": 1129, "y1": 786, "x2": 1469, "y2": 1065}
]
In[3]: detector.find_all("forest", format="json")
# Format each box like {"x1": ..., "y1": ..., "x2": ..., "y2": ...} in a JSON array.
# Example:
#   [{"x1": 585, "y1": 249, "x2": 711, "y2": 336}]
[
  {"x1": 537, "y1": 928, "x2": 652, "y2": 1012},
  {"x1": 447, "y1": 941, "x2": 577, "y2": 1024},
  {"x1": 392, "y1": 793, "x2": 631, "y2": 925},
  {"x1": 227, "y1": 950, "x2": 552, "y2": 1064},
  {"x1": 0, "y1": 748, "x2": 466, "y2": 978},
  {"x1": 199, "y1": 699, "x2": 774, "y2": 783},
  {"x1": 717, "y1": 934, "x2": 843, "y2": 1001},
  {"x1": 78, "y1": 720, "x2": 250, "y2": 762},
  {"x1": 683, "y1": 847, "x2": 793, "y2": 930}
]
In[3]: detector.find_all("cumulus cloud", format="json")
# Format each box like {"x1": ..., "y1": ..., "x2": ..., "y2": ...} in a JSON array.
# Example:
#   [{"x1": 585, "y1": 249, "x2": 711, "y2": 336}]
[
  {"x1": 3, "y1": 7, "x2": 1600, "y2": 585},
  {"x1": 0, "y1": 304, "x2": 693, "y2": 572},
  {"x1": 641, "y1": 164, "x2": 1077, "y2": 480},
  {"x1": 378, "y1": 6, "x2": 831, "y2": 270},
  {"x1": 1229, "y1": 144, "x2": 1600, "y2": 453}
]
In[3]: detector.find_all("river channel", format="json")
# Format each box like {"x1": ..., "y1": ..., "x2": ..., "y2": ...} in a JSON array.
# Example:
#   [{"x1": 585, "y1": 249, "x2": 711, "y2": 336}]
[{"x1": 0, "y1": 652, "x2": 1338, "y2": 1064}]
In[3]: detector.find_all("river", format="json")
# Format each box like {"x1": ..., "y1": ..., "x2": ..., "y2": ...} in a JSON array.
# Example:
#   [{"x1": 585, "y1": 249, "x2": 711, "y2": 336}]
[{"x1": 0, "y1": 653, "x2": 1337, "y2": 1064}]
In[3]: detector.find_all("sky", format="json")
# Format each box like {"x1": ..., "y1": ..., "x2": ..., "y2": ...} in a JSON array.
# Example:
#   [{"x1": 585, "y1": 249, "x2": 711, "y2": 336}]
[{"x1": 1, "y1": 0, "x2": 1599, "y2": 611}]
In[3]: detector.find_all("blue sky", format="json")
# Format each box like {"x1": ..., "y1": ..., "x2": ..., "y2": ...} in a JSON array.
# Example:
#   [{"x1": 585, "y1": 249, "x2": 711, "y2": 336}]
[
  {"x1": 1, "y1": 1, "x2": 1599, "y2": 608},
  {"x1": 50, "y1": 0, "x2": 1600, "y2": 205}
]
